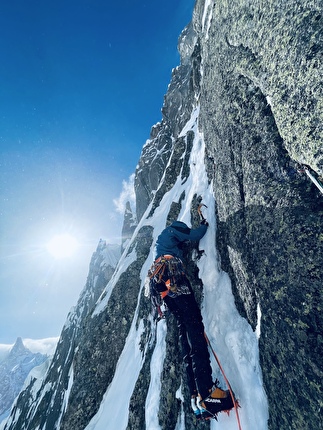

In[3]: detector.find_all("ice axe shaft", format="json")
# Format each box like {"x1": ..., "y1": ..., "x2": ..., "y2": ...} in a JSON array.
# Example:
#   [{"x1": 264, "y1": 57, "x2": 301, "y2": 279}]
[{"x1": 197, "y1": 203, "x2": 207, "y2": 221}]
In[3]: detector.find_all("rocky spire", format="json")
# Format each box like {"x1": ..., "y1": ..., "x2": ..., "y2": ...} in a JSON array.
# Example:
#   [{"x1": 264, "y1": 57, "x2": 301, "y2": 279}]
[
  {"x1": 8, "y1": 337, "x2": 27, "y2": 358},
  {"x1": 121, "y1": 201, "x2": 136, "y2": 250}
]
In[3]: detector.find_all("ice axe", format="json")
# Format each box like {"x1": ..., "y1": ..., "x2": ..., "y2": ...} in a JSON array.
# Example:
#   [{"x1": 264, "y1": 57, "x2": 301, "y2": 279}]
[{"x1": 197, "y1": 203, "x2": 208, "y2": 222}]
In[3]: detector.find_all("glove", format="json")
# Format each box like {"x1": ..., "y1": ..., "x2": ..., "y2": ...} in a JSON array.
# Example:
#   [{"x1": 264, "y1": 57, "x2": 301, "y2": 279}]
[{"x1": 201, "y1": 219, "x2": 209, "y2": 226}]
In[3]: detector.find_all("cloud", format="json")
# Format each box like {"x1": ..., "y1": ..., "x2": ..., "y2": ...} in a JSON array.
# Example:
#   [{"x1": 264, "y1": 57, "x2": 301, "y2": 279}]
[
  {"x1": 113, "y1": 174, "x2": 136, "y2": 214},
  {"x1": 0, "y1": 337, "x2": 59, "y2": 362},
  {"x1": 23, "y1": 337, "x2": 59, "y2": 355},
  {"x1": 0, "y1": 344, "x2": 12, "y2": 362}
]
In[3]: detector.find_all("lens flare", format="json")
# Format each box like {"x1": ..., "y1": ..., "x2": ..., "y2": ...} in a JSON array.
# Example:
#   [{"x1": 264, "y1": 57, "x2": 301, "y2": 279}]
[{"x1": 46, "y1": 234, "x2": 79, "y2": 259}]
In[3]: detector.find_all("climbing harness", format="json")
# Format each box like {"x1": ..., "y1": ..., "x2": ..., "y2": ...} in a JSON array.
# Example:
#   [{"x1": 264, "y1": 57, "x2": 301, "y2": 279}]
[
  {"x1": 204, "y1": 332, "x2": 243, "y2": 430},
  {"x1": 147, "y1": 255, "x2": 186, "y2": 320},
  {"x1": 148, "y1": 255, "x2": 185, "y2": 297}
]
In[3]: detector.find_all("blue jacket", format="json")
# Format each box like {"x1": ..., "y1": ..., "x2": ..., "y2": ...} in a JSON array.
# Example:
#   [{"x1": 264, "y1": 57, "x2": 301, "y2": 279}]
[{"x1": 155, "y1": 221, "x2": 208, "y2": 259}]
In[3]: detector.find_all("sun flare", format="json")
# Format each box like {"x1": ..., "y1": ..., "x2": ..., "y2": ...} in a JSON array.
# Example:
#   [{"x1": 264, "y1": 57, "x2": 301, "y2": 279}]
[{"x1": 46, "y1": 233, "x2": 79, "y2": 259}]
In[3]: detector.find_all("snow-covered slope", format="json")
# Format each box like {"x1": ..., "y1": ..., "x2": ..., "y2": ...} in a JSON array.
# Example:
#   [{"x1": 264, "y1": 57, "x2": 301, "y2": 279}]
[{"x1": 0, "y1": 338, "x2": 48, "y2": 424}]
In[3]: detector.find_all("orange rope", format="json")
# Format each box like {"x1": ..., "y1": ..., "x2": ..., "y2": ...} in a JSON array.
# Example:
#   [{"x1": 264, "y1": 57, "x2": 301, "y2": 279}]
[{"x1": 204, "y1": 332, "x2": 243, "y2": 430}]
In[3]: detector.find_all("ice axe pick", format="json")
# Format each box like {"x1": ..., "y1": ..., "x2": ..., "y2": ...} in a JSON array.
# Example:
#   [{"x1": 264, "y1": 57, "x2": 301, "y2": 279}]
[{"x1": 197, "y1": 203, "x2": 207, "y2": 221}]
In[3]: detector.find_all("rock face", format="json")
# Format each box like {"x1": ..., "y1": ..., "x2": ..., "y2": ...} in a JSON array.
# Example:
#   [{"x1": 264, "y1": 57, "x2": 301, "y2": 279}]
[
  {"x1": 121, "y1": 201, "x2": 137, "y2": 250},
  {"x1": 2, "y1": 1, "x2": 322, "y2": 430},
  {"x1": 197, "y1": 2, "x2": 323, "y2": 429}
]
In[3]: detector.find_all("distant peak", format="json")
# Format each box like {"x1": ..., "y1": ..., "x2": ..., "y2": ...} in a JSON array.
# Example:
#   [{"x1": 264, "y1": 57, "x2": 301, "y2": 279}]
[{"x1": 10, "y1": 337, "x2": 28, "y2": 356}]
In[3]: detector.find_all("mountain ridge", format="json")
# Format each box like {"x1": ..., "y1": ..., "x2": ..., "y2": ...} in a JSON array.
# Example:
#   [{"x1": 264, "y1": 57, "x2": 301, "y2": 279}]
[{"x1": 0, "y1": 338, "x2": 48, "y2": 424}]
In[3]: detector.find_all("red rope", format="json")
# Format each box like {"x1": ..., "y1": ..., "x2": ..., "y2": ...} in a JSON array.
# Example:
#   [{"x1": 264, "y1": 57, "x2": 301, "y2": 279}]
[{"x1": 204, "y1": 332, "x2": 243, "y2": 430}]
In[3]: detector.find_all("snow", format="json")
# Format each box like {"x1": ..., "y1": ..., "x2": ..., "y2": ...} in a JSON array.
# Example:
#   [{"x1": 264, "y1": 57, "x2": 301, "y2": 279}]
[
  {"x1": 0, "y1": 358, "x2": 52, "y2": 430},
  {"x1": 100, "y1": 243, "x2": 122, "y2": 269},
  {"x1": 84, "y1": 106, "x2": 269, "y2": 429},
  {"x1": 22, "y1": 359, "x2": 51, "y2": 393},
  {"x1": 85, "y1": 317, "x2": 146, "y2": 430},
  {"x1": 304, "y1": 167, "x2": 323, "y2": 194},
  {"x1": 201, "y1": 0, "x2": 214, "y2": 39},
  {"x1": 92, "y1": 246, "x2": 137, "y2": 317},
  {"x1": 55, "y1": 364, "x2": 74, "y2": 428},
  {"x1": 145, "y1": 320, "x2": 167, "y2": 430},
  {"x1": 113, "y1": 173, "x2": 136, "y2": 214}
]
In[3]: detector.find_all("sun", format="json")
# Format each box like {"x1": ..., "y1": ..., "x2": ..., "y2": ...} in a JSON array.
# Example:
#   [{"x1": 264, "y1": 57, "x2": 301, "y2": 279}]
[{"x1": 46, "y1": 233, "x2": 79, "y2": 259}]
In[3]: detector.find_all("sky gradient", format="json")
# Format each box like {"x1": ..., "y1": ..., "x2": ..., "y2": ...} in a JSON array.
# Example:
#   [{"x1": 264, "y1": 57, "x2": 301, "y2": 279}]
[{"x1": 0, "y1": 0, "x2": 195, "y2": 344}]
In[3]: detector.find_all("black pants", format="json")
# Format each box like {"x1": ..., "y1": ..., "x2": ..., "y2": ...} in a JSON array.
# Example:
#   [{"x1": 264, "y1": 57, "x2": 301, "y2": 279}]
[{"x1": 164, "y1": 278, "x2": 213, "y2": 400}]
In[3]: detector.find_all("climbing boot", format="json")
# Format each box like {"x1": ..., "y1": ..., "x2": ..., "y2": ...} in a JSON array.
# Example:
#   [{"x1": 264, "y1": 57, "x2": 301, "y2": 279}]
[{"x1": 201, "y1": 383, "x2": 235, "y2": 417}]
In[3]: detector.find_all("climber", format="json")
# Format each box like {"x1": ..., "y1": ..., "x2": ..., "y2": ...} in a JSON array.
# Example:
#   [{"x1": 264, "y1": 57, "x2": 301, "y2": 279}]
[{"x1": 149, "y1": 217, "x2": 234, "y2": 420}]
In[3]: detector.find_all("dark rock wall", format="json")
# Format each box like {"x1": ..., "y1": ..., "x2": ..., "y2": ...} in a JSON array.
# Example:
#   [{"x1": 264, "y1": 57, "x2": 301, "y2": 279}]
[
  {"x1": 203, "y1": 0, "x2": 323, "y2": 174},
  {"x1": 198, "y1": 1, "x2": 323, "y2": 429}
]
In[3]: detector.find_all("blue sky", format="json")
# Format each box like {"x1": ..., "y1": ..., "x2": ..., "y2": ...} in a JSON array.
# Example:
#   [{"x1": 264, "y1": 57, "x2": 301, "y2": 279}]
[{"x1": 0, "y1": 0, "x2": 195, "y2": 344}]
